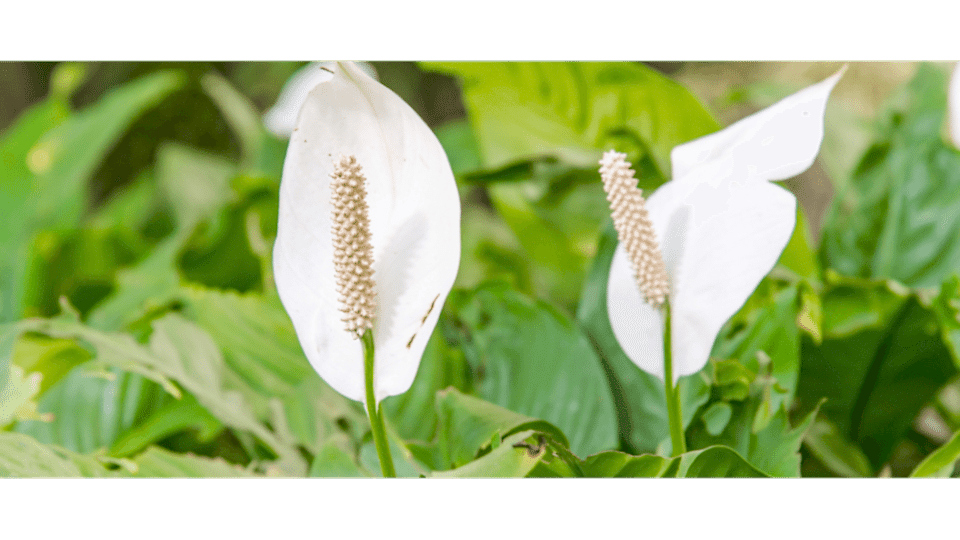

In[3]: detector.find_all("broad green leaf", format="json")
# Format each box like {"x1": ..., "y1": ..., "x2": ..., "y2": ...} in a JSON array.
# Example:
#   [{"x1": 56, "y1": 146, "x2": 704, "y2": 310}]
[
  {"x1": 822, "y1": 63, "x2": 960, "y2": 287},
  {"x1": 910, "y1": 427, "x2": 960, "y2": 477},
  {"x1": 797, "y1": 293, "x2": 957, "y2": 467},
  {"x1": 109, "y1": 393, "x2": 222, "y2": 458},
  {"x1": 129, "y1": 446, "x2": 257, "y2": 477},
  {"x1": 450, "y1": 282, "x2": 617, "y2": 457},
  {"x1": 14, "y1": 367, "x2": 171, "y2": 454},
  {"x1": 178, "y1": 286, "x2": 313, "y2": 399},
  {"x1": 421, "y1": 62, "x2": 719, "y2": 177},
  {"x1": 581, "y1": 451, "x2": 671, "y2": 478},
  {"x1": 435, "y1": 388, "x2": 569, "y2": 470},
  {"x1": 14, "y1": 316, "x2": 180, "y2": 397},
  {"x1": 702, "y1": 402, "x2": 734, "y2": 436},
  {"x1": 310, "y1": 442, "x2": 364, "y2": 478},
  {"x1": 430, "y1": 430, "x2": 547, "y2": 478},
  {"x1": 0, "y1": 432, "x2": 107, "y2": 477},
  {"x1": 820, "y1": 271, "x2": 908, "y2": 339},
  {"x1": 580, "y1": 445, "x2": 767, "y2": 478},
  {"x1": 145, "y1": 314, "x2": 289, "y2": 456},
  {"x1": 576, "y1": 225, "x2": 710, "y2": 453},
  {"x1": 803, "y1": 417, "x2": 874, "y2": 477},
  {"x1": 673, "y1": 445, "x2": 768, "y2": 478},
  {"x1": 280, "y1": 375, "x2": 365, "y2": 456},
  {"x1": 86, "y1": 236, "x2": 182, "y2": 330},
  {"x1": 932, "y1": 275, "x2": 960, "y2": 368}
]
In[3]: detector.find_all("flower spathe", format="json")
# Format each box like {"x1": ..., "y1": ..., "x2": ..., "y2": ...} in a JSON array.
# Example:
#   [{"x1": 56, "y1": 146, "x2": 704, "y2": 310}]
[
  {"x1": 264, "y1": 62, "x2": 379, "y2": 138},
  {"x1": 273, "y1": 61, "x2": 461, "y2": 404},
  {"x1": 606, "y1": 67, "x2": 845, "y2": 382}
]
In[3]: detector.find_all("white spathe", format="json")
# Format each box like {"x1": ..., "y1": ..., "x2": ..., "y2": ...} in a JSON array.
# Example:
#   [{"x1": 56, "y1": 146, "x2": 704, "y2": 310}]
[
  {"x1": 949, "y1": 63, "x2": 960, "y2": 149},
  {"x1": 273, "y1": 61, "x2": 461, "y2": 404},
  {"x1": 264, "y1": 62, "x2": 379, "y2": 138},
  {"x1": 607, "y1": 67, "x2": 845, "y2": 382}
]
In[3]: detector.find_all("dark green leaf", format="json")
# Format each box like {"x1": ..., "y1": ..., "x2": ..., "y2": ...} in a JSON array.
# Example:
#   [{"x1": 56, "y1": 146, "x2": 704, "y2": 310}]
[
  {"x1": 450, "y1": 282, "x2": 617, "y2": 457},
  {"x1": 822, "y1": 63, "x2": 960, "y2": 287},
  {"x1": 797, "y1": 291, "x2": 957, "y2": 467}
]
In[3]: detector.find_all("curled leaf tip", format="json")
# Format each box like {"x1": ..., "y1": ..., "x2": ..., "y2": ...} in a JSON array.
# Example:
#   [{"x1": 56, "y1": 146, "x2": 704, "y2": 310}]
[
  {"x1": 599, "y1": 150, "x2": 669, "y2": 308},
  {"x1": 330, "y1": 154, "x2": 377, "y2": 338}
]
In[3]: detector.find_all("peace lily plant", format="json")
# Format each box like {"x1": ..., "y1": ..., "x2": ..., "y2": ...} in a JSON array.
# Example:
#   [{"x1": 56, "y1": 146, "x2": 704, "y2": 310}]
[
  {"x1": 599, "y1": 68, "x2": 845, "y2": 456},
  {"x1": 272, "y1": 61, "x2": 461, "y2": 477}
]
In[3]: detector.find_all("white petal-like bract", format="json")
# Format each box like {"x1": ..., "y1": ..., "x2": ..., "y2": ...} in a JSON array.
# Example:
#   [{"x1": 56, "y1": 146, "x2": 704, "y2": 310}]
[
  {"x1": 608, "y1": 69, "x2": 843, "y2": 382},
  {"x1": 264, "y1": 62, "x2": 379, "y2": 138},
  {"x1": 273, "y1": 61, "x2": 460, "y2": 404},
  {"x1": 670, "y1": 67, "x2": 845, "y2": 183}
]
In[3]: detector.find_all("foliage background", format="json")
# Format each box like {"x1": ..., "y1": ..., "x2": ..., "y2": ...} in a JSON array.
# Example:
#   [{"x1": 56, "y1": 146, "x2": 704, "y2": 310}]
[{"x1": 1, "y1": 61, "x2": 959, "y2": 477}]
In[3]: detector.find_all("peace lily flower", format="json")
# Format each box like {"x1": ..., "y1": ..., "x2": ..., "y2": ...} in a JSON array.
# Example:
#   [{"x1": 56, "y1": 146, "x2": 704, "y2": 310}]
[
  {"x1": 272, "y1": 61, "x2": 461, "y2": 408},
  {"x1": 603, "y1": 68, "x2": 845, "y2": 385},
  {"x1": 264, "y1": 62, "x2": 379, "y2": 138}
]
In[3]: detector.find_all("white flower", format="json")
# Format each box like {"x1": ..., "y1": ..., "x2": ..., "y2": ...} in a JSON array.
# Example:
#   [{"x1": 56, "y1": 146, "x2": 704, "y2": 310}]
[
  {"x1": 949, "y1": 63, "x2": 960, "y2": 149},
  {"x1": 606, "y1": 68, "x2": 845, "y2": 382},
  {"x1": 273, "y1": 61, "x2": 460, "y2": 403},
  {"x1": 264, "y1": 62, "x2": 379, "y2": 138}
]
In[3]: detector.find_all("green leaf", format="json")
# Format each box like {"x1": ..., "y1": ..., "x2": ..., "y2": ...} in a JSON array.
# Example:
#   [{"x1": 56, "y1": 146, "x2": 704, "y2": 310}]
[
  {"x1": 673, "y1": 445, "x2": 768, "y2": 478},
  {"x1": 109, "y1": 393, "x2": 222, "y2": 458},
  {"x1": 14, "y1": 367, "x2": 171, "y2": 454},
  {"x1": 910, "y1": 427, "x2": 960, "y2": 477},
  {"x1": 429, "y1": 430, "x2": 548, "y2": 478},
  {"x1": 178, "y1": 286, "x2": 313, "y2": 400},
  {"x1": 702, "y1": 402, "x2": 734, "y2": 436},
  {"x1": 580, "y1": 445, "x2": 767, "y2": 478},
  {"x1": 581, "y1": 451, "x2": 671, "y2": 477},
  {"x1": 310, "y1": 442, "x2": 365, "y2": 478},
  {"x1": 803, "y1": 416, "x2": 874, "y2": 477},
  {"x1": 932, "y1": 275, "x2": 960, "y2": 368},
  {"x1": 0, "y1": 432, "x2": 106, "y2": 477},
  {"x1": 435, "y1": 388, "x2": 569, "y2": 470},
  {"x1": 822, "y1": 63, "x2": 960, "y2": 287},
  {"x1": 449, "y1": 282, "x2": 617, "y2": 457},
  {"x1": 576, "y1": 224, "x2": 711, "y2": 453},
  {"x1": 129, "y1": 446, "x2": 257, "y2": 477},
  {"x1": 144, "y1": 313, "x2": 289, "y2": 456},
  {"x1": 421, "y1": 62, "x2": 719, "y2": 177},
  {"x1": 797, "y1": 291, "x2": 957, "y2": 467}
]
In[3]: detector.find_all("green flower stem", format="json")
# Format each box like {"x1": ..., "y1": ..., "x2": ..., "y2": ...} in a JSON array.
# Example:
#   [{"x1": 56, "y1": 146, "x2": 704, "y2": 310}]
[
  {"x1": 361, "y1": 329, "x2": 396, "y2": 478},
  {"x1": 662, "y1": 301, "x2": 686, "y2": 457}
]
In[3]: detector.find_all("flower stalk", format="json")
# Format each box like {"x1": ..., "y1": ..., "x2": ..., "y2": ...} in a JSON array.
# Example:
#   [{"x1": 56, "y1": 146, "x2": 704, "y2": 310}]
[
  {"x1": 362, "y1": 329, "x2": 396, "y2": 478},
  {"x1": 662, "y1": 301, "x2": 685, "y2": 456}
]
